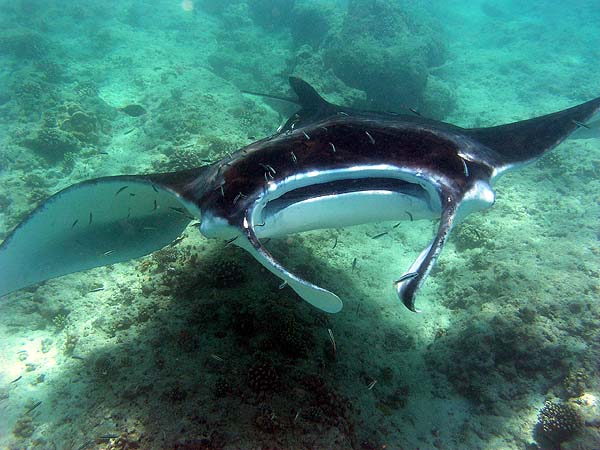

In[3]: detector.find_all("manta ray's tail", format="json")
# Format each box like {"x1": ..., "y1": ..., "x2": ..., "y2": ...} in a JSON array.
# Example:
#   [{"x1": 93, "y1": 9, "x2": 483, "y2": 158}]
[{"x1": 467, "y1": 96, "x2": 600, "y2": 174}]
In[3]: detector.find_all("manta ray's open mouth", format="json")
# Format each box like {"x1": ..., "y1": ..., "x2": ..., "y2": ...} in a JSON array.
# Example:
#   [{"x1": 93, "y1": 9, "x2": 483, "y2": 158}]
[
  {"x1": 263, "y1": 177, "x2": 433, "y2": 215},
  {"x1": 252, "y1": 176, "x2": 440, "y2": 240}
]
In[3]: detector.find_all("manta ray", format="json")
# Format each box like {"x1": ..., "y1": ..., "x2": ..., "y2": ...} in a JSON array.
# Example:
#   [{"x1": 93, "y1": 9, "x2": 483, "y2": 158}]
[{"x1": 0, "y1": 78, "x2": 598, "y2": 313}]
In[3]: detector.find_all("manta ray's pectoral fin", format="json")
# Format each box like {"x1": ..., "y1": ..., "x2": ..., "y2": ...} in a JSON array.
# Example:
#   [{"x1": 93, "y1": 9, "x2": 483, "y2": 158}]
[
  {"x1": 236, "y1": 217, "x2": 343, "y2": 314},
  {"x1": 0, "y1": 174, "x2": 201, "y2": 298},
  {"x1": 395, "y1": 198, "x2": 458, "y2": 312}
]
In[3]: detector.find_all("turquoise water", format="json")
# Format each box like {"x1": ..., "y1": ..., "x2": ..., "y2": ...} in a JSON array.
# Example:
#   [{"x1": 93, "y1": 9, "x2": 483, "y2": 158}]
[{"x1": 0, "y1": 1, "x2": 599, "y2": 449}]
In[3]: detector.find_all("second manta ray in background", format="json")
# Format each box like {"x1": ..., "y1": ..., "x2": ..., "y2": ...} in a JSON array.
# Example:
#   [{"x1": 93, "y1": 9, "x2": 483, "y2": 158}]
[{"x1": 0, "y1": 78, "x2": 599, "y2": 313}]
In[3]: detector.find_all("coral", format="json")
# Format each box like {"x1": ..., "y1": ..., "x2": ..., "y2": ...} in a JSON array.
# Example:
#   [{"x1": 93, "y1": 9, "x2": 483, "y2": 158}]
[
  {"x1": 34, "y1": 59, "x2": 65, "y2": 84},
  {"x1": 454, "y1": 222, "x2": 488, "y2": 251},
  {"x1": 247, "y1": 361, "x2": 280, "y2": 393},
  {"x1": 563, "y1": 368, "x2": 588, "y2": 398},
  {"x1": 254, "y1": 404, "x2": 281, "y2": 434},
  {"x1": 91, "y1": 354, "x2": 116, "y2": 380},
  {"x1": 214, "y1": 376, "x2": 234, "y2": 397},
  {"x1": 268, "y1": 314, "x2": 312, "y2": 358},
  {"x1": 74, "y1": 81, "x2": 99, "y2": 98},
  {"x1": 195, "y1": 134, "x2": 236, "y2": 160},
  {"x1": 0, "y1": 31, "x2": 48, "y2": 58},
  {"x1": 425, "y1": 316, "x2": 578, "y2": 408},
  {"x1": 162, "y1": 146, "x2": 209, "y2": 172},
  {"x1": 61, "y1": 110, "x2": 96, "y2": 136},
  {"x1": 13, "y1": 416, "x2": 35, "y2": 438},
  {"x1": 517, "y1": 306, "x2": 537, "y2": 324},
  {"x1": 536, "y1": 401, "x2": 582, "y2": 444},
  {"x1": 165, "y1": 383, "x2": 188, "y2": 403},
  {"x1": 301, "y1": 374, "x2": 352, "y2": 423},
  {"x1": 211, "y1": 259, "x2": 246, "y2": 288},
  {"x1": 422, "y1": 75, "x2": 457, "y2": 119},
  {"x1": 154, "y1": 101, "x2": 205, "y2": 139},
  {"x1": 152, "y1": 246, "x2": 180, "y2": 269},
  {"x1": 230, "y1": 307, "x2": 258, "y2": 337},
  {"x1": 12, "y1": 76, "x2": 57, "y2": 119},
  {"x1": 105, "y1": 433, "x2": 142, "y2": 449},
  {"x1": 248, "y1": 0, "x2": 296, "y2": 29},
  {"x1": 63, "y1": 333, "x2": 79, "y2": 355},
  {"x1": 382, "y1": 385, "x2": 410, "y2": 410},
  {"x1": 302, "y1": 406, "x2": 325, "y2": 423},
  {"x1": 52, "y1": 313, "x2": 69, "y2": 330},
  {"x1": 176, "y1": 329, "x2": 200, "y2": 353},
  {"x1": 323, "y1": 0, "x2": 446, "y2": 112},
  {"x1": 170, "y1": 435, "x2": 223, "y2": 450},
  {"x1": 290, "y1": 2, "x2": 337, "y2": 49},
  {"x1": 23, "y1": 127, "x2": 79, "y2": 161},
  {"x1": 16, "y1": 80, "x2": 44, "y2": 98},
  {"x1": 55, "y1": 103, "x2": 100, "y2": 144}
]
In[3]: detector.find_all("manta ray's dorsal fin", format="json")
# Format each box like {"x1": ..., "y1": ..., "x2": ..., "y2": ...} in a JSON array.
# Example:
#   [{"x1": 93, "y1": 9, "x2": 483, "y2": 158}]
[
  {"x1": 242, "y1": 77, "x2": 338, "y2": 132},
  {"x1": 283, "y1": 77, "x2": 339, "y2": 129},
  {"x1": 396, "y1": 196, "x2": 458, "y2": 312},
  {"x1": 242, "y1": 77, "x2": 333, "y2": 111},
  {"x1": 236, "y1": 215, "x2": 343, "y2": 313},
  {"x1": 288, "y1": 76, "x2": 332, "y2": 111}
]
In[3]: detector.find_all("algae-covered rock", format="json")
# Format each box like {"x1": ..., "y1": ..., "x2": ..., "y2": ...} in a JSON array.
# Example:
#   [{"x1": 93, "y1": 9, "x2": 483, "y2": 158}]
[
  {"x1": 248, "y1": 0, "x2": 296, "y2": 29},
  {"x1": 0, "y1": 31, "x2": 48, "y2": 58},
  {"x1": 562, "y1": 368, "x2": 589, "y2": 399},
  {"x1": 13, "y1": 415, "x2": 35, "y2": 438},
  {"x1": 324, "y1": 0, "x2": 446, "y2": 112},
  {"x1": 66, "y1": 111, "x2": 96, "y2": 133},
  {"x1": 198, "y1": 0, "x2": 239, "y2": 14},
  {"x1": 60, "y1": 110, "x2": 98, "y2": 143},
  {"x1": 34, "y1": 59, "x2": 66, "y2": 84},
  {"x1": 425, "y1": 316, "x2": 577, "y2": 409},
  {"x1": 290, "y1": 2, "x2": 338, "y2": 49},
  {"x1": 23, "y1": 127, "x2": 79, "y2": 161}
]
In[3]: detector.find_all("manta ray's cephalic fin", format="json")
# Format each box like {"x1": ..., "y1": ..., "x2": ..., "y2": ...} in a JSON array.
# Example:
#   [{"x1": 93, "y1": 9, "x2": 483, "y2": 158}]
[
  {"x1": 236, "y1": 214, "x2": 343, "y2": 313},
  {"x1": 395, "y1": 195, "x2": 458, "y2": 312}
]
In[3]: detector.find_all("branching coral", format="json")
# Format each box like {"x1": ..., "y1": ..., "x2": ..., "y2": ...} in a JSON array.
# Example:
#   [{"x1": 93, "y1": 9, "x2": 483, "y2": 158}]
[
  {"x1": 247, "y1": 361, "x2": 280, "y2": 393},
  {"x1": 536, "y1": 400, "x2": 583, "y2": 444}
]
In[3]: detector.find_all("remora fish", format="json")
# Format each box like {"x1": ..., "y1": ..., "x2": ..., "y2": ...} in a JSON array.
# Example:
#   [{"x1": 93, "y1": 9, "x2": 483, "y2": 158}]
[{"x1": 0, "y1": 78, "x2": 598, "y2": 313}]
